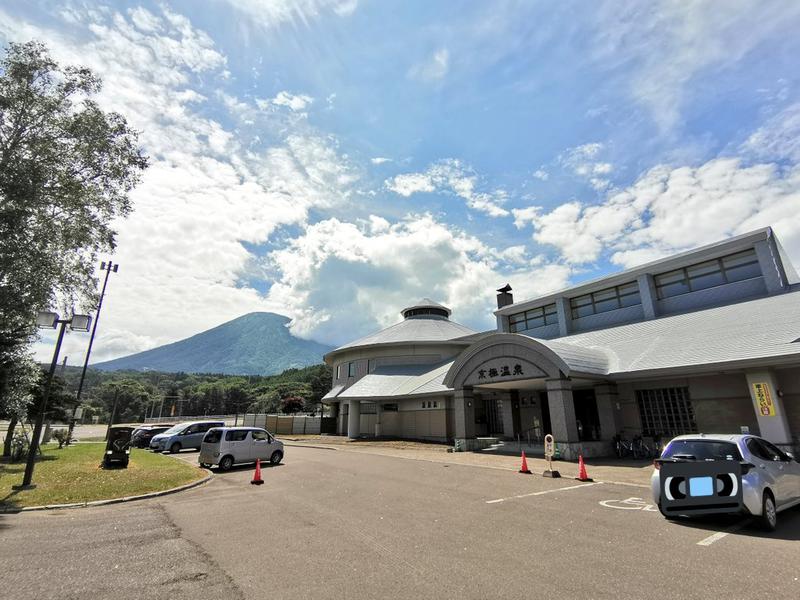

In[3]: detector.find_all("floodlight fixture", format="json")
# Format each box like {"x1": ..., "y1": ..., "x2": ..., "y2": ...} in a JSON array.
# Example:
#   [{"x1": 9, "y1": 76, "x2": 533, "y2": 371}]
[
  {"x1": 70, "y1": 314, "x2": 92, "y2": 332},
  {"x1": 36, "y1": 311, "x2": 59, "y2": 329}
]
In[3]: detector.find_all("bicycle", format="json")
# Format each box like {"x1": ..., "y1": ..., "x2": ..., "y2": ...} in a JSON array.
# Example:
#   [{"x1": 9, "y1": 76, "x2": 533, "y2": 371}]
[{"x1": 613, "y1": 433, "x2": 633, "y2": 458}]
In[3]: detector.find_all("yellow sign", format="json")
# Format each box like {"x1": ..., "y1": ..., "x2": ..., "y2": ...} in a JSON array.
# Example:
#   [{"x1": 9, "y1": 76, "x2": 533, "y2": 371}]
[{"x1": 752, "y1": 382, "x2": 776, "y2": 417}]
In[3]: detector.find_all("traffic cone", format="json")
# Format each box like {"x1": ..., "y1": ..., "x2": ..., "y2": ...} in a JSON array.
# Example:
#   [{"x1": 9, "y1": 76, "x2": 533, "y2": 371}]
[
  {"x1": 519, "y1": 451, "x2": 532, "y2": 474},
  {"x1": 251, "y1": 458, "x2": 264, "y2": 485},
  {"x1": 575, "y1": 454, "x2": 593, "y2": 482}
]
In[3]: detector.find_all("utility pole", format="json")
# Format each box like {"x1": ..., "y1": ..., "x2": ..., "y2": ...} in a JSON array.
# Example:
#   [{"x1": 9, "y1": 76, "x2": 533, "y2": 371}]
[
  {"x1": 104, "y1": 387, "x2": 120, "y2": 441},
  {"x1": 73, "y1": 262, "x2": 119, "y2": 406}
]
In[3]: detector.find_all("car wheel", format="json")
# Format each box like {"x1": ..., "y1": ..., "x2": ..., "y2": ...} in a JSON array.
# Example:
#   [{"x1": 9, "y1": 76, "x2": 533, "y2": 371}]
[
  {"x1": 270, "y1": 450, "x2": 283, "y2": 465},
  {"x1": 219, "y1": 455, "x2": 234, "y2": 471},
  {"x1": 170, "y1": 442, "x2": 181, "y2": 454},
  {"x1": 760, "y1": 491, "x2": 777, "y2": 532}
]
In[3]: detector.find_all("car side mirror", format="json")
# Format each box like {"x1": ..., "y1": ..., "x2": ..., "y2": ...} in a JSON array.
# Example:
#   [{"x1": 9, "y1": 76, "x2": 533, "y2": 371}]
[{"x1": 785, "y1": 451, "x2": 795, "y2": 461}]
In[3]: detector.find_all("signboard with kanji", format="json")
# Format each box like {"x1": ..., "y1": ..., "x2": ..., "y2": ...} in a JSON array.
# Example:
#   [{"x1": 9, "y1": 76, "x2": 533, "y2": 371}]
[{"x1": 752, "y1": 382, "x2": 775, "y2": 417}]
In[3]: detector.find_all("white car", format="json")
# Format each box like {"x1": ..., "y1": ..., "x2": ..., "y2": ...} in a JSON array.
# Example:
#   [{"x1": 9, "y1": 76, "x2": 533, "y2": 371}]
[
  {"x1": 651, "y1": 433, "x2": 800, "y2": 530},
  {"x1": 199, "y1": 427, "x2": 284, "y2": 471}
]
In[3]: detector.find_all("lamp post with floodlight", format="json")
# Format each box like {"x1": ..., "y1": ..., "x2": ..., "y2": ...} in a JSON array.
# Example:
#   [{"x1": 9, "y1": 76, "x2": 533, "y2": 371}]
[{"x1": 17, "y1": 311, "x2": 92, "y2": 489}]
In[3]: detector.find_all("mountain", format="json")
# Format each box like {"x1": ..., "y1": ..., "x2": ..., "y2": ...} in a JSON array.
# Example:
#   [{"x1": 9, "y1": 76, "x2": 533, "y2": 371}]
[{"x1": 93, "y1": 312, "x2": 333, "y2": 376}]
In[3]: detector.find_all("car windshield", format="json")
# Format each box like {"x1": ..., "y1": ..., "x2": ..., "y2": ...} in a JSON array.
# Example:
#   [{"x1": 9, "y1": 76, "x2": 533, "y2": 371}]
[
  {"x1": 662, "y1": 439, "x2": 742, "y2": 461},
  {"x1": 162, "y1": 424, "x2": 186, "y2": 435}
]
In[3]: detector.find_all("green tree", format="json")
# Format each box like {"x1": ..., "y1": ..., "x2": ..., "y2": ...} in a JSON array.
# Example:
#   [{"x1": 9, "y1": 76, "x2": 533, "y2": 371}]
[
  {"x1": 0, "y1": 41, "x2": 147, "y2": 418},
  {"x1": 97, "y1": 379, "x2": 151, "y2": 424}
]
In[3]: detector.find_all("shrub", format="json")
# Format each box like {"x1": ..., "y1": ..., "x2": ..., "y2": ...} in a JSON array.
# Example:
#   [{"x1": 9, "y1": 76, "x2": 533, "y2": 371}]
[{"x1": 52, "y1": 428, "x2": 71, "y2": 449}]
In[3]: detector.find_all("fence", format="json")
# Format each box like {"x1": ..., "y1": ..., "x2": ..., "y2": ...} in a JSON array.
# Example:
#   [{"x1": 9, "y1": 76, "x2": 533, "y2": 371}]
[
  {"x1": 144, "y1": 413, "x2": 337, "y2": 435},
  {"x1": 240, "y1": 414, "x2": 330, "y2": 435}
]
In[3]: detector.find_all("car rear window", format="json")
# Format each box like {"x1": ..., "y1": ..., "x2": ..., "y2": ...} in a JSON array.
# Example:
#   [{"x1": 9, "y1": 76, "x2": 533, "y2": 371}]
[
  {"x1": 225, "y1": 430, "x2": 249, "y2": 442},
  {"x1": 204, "y1": 429, "x2": 222, "y2": 444},
  {"x1": 662, "y1": 439, "x2": 742, "y2": 461}
]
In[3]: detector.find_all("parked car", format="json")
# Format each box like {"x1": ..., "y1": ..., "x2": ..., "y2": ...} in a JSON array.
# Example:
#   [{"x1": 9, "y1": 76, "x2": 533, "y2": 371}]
[
  {"x1": 652, "y1": 433, "x2": 800, "y2": 530},
  {"x1": 199, "y1": 427, "x2": 284, "y2": 471},
  {"x1": 131, "y1": 425, "x2": 171, "y2": 448},
  {"x1": 149, "y1": 421, "x2": 225, "y2": 453}
]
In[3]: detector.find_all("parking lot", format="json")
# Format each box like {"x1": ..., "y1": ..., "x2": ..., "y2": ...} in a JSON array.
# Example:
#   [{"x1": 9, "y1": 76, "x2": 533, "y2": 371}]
[{"x1": 1, "y1": 444, "x2": 798, "y2": 600}]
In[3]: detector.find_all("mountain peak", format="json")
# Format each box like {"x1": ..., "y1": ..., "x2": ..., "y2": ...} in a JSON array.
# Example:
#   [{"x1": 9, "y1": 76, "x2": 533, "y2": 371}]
[{"x1": 93, "y1": 312, "x2": 332, "y2": 376}]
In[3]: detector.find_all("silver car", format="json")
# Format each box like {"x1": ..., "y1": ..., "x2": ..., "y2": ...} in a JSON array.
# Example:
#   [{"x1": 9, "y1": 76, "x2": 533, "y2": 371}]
[
  {"x1": 651, "y1": 433, "x2": 800, "y2": 530},
  {"x1": 199, "y1": 427, "x2": 284, "y2": 471},
  {"x1": 149, "y1": 420, "x2": 225, "y2": 453}
]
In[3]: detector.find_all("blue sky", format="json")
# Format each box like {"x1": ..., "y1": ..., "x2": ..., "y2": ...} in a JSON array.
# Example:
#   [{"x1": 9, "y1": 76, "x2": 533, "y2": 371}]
[{"x1": 4, "y1": 0, "x2": 800, "y2": 361}]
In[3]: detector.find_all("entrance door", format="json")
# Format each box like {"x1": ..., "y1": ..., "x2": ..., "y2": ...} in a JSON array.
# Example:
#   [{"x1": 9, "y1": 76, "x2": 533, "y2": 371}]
[
  {"x1": 486, "y1": 397, "x2": 503, "y2": 436},
  {"x1": 573, "y1": 389, "x2": 601, "y2": 441},
  {"x1": 539, "y1": 391, "x2": 552, "y2": 437}
]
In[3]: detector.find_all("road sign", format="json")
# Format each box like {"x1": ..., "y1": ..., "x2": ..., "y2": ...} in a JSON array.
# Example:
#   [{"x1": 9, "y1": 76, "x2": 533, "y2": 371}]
[{"x1": 73, "y1": 407, "x2": 83, "y2": 420}]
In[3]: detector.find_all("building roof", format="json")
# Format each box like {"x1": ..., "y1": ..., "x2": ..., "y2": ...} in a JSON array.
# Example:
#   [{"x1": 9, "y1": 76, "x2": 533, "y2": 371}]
[
  {"x1": 496, "y1": 227, "x2": 782, "y2": 316},
  {"x1": 338, "y1": 361, "x2": 453, "y2": 399},
  {"x1": 328, "y1": 315, "x2": 476, "y2": 355},
  {"x1": 401, "y1": 298, "x2": 452, "y2": 318},
  {"x1": 528, "y1": 290, "x2": 800, "y2": 377}
]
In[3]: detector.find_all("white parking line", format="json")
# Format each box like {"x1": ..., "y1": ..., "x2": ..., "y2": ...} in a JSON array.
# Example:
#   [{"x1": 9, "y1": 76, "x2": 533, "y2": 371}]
[
  {"x1": 696, "y1": 519, "x2": 751, "y2": 546},
  {"x1": 486, "y1": 481, "x2": 603, "y2": 504}
]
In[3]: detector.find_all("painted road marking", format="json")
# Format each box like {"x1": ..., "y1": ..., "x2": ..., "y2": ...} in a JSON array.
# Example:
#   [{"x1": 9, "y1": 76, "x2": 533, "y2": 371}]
[
  {"x1": 696, "y1": 519, "x2": 751, "y2": 546},
  {"x1": 486, "y1": 481, "x2": 603, "y2": 504},
  {"x1": 599, "y1": 497, "x2": 658, "y2": 511}
]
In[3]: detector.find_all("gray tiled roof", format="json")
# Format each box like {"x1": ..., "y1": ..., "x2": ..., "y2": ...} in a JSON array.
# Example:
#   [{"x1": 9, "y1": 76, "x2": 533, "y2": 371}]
[
  {"x1": 338, "y1": 362, "x2": 453, "y2": 399},
  {"x1": 528, "y1": 290, "x2": 800, "y2": 376},
  {"x1": 332, "y1": 317, "x2": 476, "y2": 352}
]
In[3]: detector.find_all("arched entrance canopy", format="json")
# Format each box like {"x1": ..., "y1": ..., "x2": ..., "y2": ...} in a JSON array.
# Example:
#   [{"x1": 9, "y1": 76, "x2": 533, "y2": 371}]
[{"x1": 444, "y1": 333, "x2": 611, "y2": 389}]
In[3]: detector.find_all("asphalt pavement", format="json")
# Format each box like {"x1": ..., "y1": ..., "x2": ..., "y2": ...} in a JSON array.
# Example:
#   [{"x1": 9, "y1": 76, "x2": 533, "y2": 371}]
[{"x1": 1, "y1": 445, "x2": 798, "y2": 600}]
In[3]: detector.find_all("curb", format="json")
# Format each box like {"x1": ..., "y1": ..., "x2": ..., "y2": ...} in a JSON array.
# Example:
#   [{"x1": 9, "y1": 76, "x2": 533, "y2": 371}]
[
  {"x1": 282, "y1": 441, "x2": 340, "y2": 451},
  {"x1": 1, "y1": 469, "x2": 213, "y2": 514}
]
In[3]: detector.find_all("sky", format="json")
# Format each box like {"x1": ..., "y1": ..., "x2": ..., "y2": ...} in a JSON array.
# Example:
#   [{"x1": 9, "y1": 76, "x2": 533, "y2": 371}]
[{"x1": 4, "y1": 0, "x2": 800, "y2": 364}]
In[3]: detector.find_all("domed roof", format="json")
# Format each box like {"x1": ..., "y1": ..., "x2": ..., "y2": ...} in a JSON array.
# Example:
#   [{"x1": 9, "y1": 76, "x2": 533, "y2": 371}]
[{"x1": 329, "y1": 300, "x2": 476, "y2": 355}]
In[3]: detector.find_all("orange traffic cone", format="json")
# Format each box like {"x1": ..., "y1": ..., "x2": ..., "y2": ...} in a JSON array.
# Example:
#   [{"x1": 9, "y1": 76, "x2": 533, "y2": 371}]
[
  {"x1": 251, "y1": 458, "x2": 264, "y2": 485},
  {"x1": 519, "y1": 451, "x2": 532, "y2": 474},
  {"x1": 575, "y1": 454, "x2": 593, "y2": 482}
]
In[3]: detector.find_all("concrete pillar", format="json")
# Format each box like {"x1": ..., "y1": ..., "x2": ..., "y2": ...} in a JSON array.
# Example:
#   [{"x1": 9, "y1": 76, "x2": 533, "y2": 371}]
[
  {"x1": 347, "y1": 400, "x2": 361, "y2": 439},
  {"x1": 453, "y1": 387, "x2": 475, "y2": 447},
  {"x1": 745, "y1": 371, "x2": 792, "y2": 446},
  {"x1": 546, "y1": 378, "x2": 579, "y2": 443},
  {"x1": 636, "y1": 274, "x2": 658, "y2": 320},
  {"x1": 375, "y1": 402, "x2": 383, "y2": 437},
  {"x1": 500, "y1": 393, "x2": 515, "y2": 439},
  {"x1": 555, "y1": 297, "x2": 572, "y2": 337},
  {"x1": 594, "y1": 383, "x2": 619, "y2": 440}
]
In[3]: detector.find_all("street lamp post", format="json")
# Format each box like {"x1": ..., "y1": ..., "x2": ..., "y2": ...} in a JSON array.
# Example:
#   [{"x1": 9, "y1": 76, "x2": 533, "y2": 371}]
[
  {"x1": 70, "y1": 261, "x2": 118, "y2": 442},
  {"x1": 17, "y1": 311, "x2": 91, "y2": 489}
]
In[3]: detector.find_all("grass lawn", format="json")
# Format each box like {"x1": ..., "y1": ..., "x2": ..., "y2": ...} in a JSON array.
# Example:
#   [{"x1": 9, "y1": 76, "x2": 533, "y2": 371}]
[{"x1": 0, "y1": 443, "x2": 206, "y2": 510}]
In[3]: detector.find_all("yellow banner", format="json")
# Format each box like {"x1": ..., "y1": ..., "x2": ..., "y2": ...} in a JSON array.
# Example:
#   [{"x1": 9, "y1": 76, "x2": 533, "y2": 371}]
[{"x1": 752, "y1": 382, "x2": 775, "y2": 417}]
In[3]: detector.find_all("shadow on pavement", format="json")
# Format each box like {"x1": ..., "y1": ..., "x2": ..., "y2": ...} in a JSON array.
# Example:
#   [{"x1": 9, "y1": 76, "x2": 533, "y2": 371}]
[{"x1": 663, "y1": 505, "x2": 800, "y2": 541}]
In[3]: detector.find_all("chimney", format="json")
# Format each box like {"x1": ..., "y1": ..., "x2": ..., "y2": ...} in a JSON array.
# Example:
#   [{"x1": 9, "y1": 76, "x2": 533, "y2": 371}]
[{"x1": 496, "y1": 283, "x2": 513, "y2": 309}]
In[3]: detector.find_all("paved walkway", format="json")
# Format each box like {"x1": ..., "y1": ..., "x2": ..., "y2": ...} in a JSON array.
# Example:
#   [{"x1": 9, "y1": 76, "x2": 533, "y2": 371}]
[{"x1": 280, "y1": 436, "x2": 654, "y2": 486}]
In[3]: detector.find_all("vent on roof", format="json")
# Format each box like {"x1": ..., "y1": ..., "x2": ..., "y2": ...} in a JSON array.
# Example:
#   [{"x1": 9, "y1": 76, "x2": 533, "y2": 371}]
[{"x1": 401, "y1": 299, "x2": 451, "y2": 320}]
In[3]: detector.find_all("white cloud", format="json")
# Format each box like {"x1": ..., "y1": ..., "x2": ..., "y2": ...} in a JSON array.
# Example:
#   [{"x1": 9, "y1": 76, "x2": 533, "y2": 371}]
[
  {"x1": 409, "y1": 48, "x2": 449, "y2": 82},
  {"x1": 740, "y1": 102, "x2": 800, "y2": 164},
  {"x1": 371, "y1": 157, "x2": 392, "y2": 165},
  {"x1": 259, "y1": 90, "x2": 314, "y2": 112},
  {"x1": 1, "y1": 7, "x2": 358, "y2": 362},
  {"x1": 264, "y1": 215, "x2": 571, "y2": 345},
  {"x1": 560, "y1": 143, "x2": 614, "y2": 191},
  {"x1": 532, "y1": 169, "x2": 549, "y2": 181},
  {"x1": 386, "y1": 159, "x2": 509, "y2": 217},
  {"x1": 215, "y1": 0, "x2": 358, "y2": 30},
  {"x1": 588, "y1": 1, "x2": 800, "y2": 132},
  {"x1": 516, "y1": 157, "x2": 800, "y2": 267}
]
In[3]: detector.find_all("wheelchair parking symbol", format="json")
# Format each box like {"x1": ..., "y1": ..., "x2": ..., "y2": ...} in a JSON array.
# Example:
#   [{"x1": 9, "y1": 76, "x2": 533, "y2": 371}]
[{"x1": 599, "y1": 497, "x2": 658, "y2": 511}]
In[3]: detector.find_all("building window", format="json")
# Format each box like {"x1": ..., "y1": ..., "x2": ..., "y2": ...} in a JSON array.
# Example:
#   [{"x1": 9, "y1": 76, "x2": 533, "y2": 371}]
[
  {"x1": 508, "y1": 303, "x2": 558, "y2": 333},
  {"x1": 383, "y1": 403, "x2": 398, "y2": 412},
  {"x1": 636, "y1": 387, "x2": 697, "y2": 437},
  {"x1": 367, "y1": 359, "x2": 375, "y2": 373},
  {"x1": 348, "y1": 362, "x2": 356, "y2": 377},
  {"x1": 336, "y1": 364, "x2": 341, "y2": 380},
  {"x1": 569, "y1": 282, "x2": 641, "y2": 319},
  {"x1": 361, "y1": 402, "x2": 377, "y2": 414},
  {"x1": 433, "y1": 401, "x2": 438, "y2": 408},
  {"x1": 654, "y1": 248, "x2": 761, "y2": 300}
]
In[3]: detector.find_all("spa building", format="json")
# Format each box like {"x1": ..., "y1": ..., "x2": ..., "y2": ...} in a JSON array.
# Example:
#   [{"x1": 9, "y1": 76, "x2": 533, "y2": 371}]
[{"x1": 322, "y1": 227, "x2": 800, "y2": 457}]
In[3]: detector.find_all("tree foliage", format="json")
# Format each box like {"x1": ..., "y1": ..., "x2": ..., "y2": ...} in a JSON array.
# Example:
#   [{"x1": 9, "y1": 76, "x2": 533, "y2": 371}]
[{"x1": 0, "y1": 41, "x2": 147, "y2": 415}]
